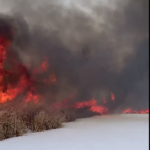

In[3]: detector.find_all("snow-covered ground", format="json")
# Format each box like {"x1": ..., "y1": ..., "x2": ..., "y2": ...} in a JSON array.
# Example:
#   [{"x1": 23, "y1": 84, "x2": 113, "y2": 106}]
[{"x1": 0, "y1": 114, "x2": 149, "y2": 150}]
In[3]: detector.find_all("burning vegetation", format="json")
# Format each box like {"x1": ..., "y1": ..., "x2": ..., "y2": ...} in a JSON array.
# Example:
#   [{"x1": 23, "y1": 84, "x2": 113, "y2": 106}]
[{"x1": 0, "y1": 0, "x2": 149, "y2": 140}]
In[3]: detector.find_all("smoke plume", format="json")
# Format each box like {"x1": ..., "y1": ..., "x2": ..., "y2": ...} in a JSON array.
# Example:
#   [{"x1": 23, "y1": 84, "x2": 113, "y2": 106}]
[{"x1": 0, "y1": 0, "x2": 149, "y2": 112}]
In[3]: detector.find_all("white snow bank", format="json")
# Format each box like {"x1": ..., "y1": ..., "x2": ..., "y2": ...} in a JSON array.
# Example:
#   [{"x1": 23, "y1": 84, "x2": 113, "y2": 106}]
[{"x1": 0, "y1": 114, "x2": 149, "y2": 150}]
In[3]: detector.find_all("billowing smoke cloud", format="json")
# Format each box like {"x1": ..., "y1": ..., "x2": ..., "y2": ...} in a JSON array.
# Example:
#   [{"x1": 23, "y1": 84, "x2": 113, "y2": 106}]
[{"x1": 0, "y1": 0, "x2": 149, "y2": 112}]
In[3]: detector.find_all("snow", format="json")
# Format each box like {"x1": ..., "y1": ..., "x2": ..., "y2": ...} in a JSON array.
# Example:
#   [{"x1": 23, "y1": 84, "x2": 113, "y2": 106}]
[{"x1": 0, "y1": 114, "x2": 149, "y2": 150}]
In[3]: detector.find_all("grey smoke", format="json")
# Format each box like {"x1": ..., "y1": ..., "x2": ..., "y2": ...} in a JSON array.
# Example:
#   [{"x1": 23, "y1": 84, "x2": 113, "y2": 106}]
[{"x1": 0, "y1": 0, "x2": 149, "y2": 112}]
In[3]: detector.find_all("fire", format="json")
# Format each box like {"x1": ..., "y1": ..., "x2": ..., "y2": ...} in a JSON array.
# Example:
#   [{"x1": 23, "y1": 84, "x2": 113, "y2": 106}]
[
  {"x1": 0, "y1": 35, "x2": 47, "y2": 103},
  {"x1": 123, "y1": 108, "x2": 149, "y2": 114},
  {"x1": 0, "y1": 34, "x2": 58, "y2": 103},
  {"x1": 0, "y1": 34, "x2": 149, "y2": 115},
  {"x1": 25, "y1": 92, "x2": 43, "y2": 103},
  {"x1": 73, "y1": 98, "x2": 96, "y2": 109},
  {"x1": 44, "y1": 74, "x2": 57, "y2": 84},
  {"x1": 76, "y1": 98, "x2": 109, "y2": 114},
  {"x1": 73, "y1": 98, "x2": 108, "y2": 114},
  {"x1": 0, "y1": 36, "x2": 10, "y2": 76},
  {"x1": 111, "y1": 92, "x2": 115, "y2": 101},
  {"x1": 90, "y1": 105, "x2": 109, "y2": 114},
  {"x1": 0, "y1": 36, "x2": 11, "y2": 102},
  {"x1": 32, "y1": 57, "x2": 49, "y2": 74},
  {"x1": 56, "y1": 98, "x2": 109, "y2": 115}
]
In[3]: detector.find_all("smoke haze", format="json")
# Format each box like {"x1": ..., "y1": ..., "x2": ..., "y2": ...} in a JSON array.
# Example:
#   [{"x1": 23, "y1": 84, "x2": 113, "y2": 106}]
[{"x1": 0, "y1": 0, "x2": 149, "y2": 112}]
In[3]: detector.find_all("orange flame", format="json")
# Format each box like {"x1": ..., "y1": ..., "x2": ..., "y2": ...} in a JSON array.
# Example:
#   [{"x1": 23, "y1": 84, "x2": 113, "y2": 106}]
[
  {"x1": 32, "y1": 57, "x2": 49, "y2": 74},
  {"x1": 123, "y1": 108, "x2": 149, "y2": 114},
  {"x1": 111, "y1": 92, "x2": 115, "y2": 101},
  {"x1": 0, "y1": 36, "x2": 53, "y2": 103},
  {"x1": 73, "y1": 98, "x2": 109, "y2": 114}
]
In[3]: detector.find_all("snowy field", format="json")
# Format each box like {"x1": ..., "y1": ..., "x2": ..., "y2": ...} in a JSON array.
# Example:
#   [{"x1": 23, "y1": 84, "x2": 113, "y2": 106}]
[{"x1": 0, "y1": 114, "x2": 149, "y2": 150}]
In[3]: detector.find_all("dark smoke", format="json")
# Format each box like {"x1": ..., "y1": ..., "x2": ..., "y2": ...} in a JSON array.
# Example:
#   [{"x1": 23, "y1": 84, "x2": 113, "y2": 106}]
[{"x1": 0, "y1": 0, "x2": 149, "y2": 112}]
